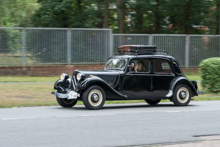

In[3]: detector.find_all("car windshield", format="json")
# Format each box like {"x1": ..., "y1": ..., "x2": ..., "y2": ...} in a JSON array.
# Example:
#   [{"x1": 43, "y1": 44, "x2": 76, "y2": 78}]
[{"x1": 105, "y1": 58, "x2": 127, "y2": 70}]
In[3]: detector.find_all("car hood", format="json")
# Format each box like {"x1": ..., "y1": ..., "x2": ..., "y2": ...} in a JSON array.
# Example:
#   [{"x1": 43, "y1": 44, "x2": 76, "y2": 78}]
[{"x1": 74, "y1": 70, "x2": 123, "y2": 86}]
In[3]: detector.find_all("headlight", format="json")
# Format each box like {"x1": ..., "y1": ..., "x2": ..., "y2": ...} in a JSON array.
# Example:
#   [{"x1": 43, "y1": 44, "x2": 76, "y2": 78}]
[
  {"x1": 76, "y1": 73, "x2": 82, "y2": 81},
  {"x1": 60, "y1": 73, "x2": 69, "y2": 81}
]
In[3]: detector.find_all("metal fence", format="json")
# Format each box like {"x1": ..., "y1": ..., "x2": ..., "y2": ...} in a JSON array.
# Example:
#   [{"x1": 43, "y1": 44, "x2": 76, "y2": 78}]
[
  {"x1": 0, "y1": 27, "x2": 112, "y2": 65},
  {"x1": 114, "y1": 34, "x2": 220, "y2": 67},
  {"x1": 0, "y1": 27, "x2": 220, "y2": 67}
]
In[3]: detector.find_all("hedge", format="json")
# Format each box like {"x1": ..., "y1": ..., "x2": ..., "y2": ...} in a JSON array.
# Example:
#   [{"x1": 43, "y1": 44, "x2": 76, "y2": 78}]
[{"x1": 200, "y1": 57, "x2": 220, "y2": 93}]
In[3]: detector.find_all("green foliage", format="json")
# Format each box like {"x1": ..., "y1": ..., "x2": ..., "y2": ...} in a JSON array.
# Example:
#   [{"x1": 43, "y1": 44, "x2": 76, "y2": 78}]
[
  {"x1": 31, "y1": 0, "x2": 100, "y2": 28},
  {"x1": 0, "y1": 0, "x2": 219, "y2": 34},
  {"x1": 0, "y1": 0, "x2": 39, "y2": 27},
  {"x1": 200, "y1": 57, "x2": 220, "y2": 93}
]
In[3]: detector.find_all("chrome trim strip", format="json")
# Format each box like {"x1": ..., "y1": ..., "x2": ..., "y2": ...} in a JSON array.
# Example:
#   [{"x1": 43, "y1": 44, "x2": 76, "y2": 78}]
[
  {"x1": 73, "y1": 76, "x2": 77, "y2": 86},
  {"x1": 72, "y1": 78, "x2": 76, "y2": 90},
  {"x1": 166, "y1": 90, "x2": 173, "y2": 97}
]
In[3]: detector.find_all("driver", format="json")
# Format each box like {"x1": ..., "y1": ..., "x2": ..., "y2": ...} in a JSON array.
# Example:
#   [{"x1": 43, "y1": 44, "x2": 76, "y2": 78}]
[{"x1": 135, "y1": 61, "x2": 145, "y2": 72}]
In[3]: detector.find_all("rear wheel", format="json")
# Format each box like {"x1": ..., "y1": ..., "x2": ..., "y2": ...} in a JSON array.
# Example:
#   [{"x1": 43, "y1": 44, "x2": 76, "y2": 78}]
[
  {"x1": 145, "y1": 99, "x2": 161, "y2": 105},
  {"x1": 82, "y1": 85, "x2": 106, "y2": 110},
  {"x1": 56, "y1": 97, "x2": 77, "y2": 108},
  {"x1": 172, "y1": 84, "x2": 191, "y2": 106}
]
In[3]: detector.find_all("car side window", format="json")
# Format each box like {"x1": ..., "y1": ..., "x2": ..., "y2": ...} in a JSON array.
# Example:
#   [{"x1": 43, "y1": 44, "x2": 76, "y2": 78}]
[
  {"x1": 129, "y1": 59, "x2": 150, "y2": 73},
  {"x1": 153, "y1": 59, "x2": 172, "y2": 74}
]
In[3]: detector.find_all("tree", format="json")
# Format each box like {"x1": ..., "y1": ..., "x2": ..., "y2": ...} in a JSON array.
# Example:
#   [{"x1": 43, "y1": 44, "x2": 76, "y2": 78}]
[
  {"x1": 154, "y1": 0, "x2": 161, "y2": 33},
  {"x1": 165, "y1": 0, "x2": 211, "y2": 34},
  {"x1": 96, "y1": 0, "x2": 104, "y2": 28},
  {"x1": 104, "y1": 0, "x2": 109, "y2": 28},
  {"x1": 0, "y1": 0, "x2": 38, "y2": 27},
  {"x1": 216, "y1": 1, "x2": 220, "y2": 34},
  {"x1": 116, "y1": 0, "x2": 125, "y2": 33},
  {"x1": 32, "y1": 0, "x2": 101, "y2": 28}
]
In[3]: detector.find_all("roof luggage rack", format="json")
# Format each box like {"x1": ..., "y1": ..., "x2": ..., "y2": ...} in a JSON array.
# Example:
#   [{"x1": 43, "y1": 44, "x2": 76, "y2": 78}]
[{"x1": 116, "y1": 45, "x2": 168, "y2": 55}]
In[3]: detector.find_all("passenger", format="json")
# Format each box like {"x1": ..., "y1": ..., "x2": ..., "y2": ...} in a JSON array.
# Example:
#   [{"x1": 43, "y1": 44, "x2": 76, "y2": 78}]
[{"x1": 135, "y1": 61, "x2": 145, "y2": 72}]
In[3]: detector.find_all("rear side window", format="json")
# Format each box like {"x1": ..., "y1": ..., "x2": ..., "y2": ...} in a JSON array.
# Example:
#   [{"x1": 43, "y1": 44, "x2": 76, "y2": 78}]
[{"x1": 153, "y1": 59, "x2": 172, "y2": 74}]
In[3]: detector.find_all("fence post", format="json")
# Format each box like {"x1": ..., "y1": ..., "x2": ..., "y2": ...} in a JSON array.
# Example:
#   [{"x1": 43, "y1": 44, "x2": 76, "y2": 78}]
[
  {"x1": 22, "y1": 28, "x2": 26, "y2": 66},
  {"x1": 109, "y1": 29, "x2": 113, "y2": 58},
  {"x1": 148, "y1": 34, "x2": 153, "y2": 45},
  {"x1": 185, "y1": 35, "x2": 190, "y2": 68},
  {"x1": 67, "y1": 28, "x2": 71, "y2": 65}
]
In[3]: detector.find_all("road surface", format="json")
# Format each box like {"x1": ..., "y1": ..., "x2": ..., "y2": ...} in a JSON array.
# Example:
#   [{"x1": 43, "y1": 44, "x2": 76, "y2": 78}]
[{"x1": 0, "y1": 101, "x2": 220, "y2": 147}]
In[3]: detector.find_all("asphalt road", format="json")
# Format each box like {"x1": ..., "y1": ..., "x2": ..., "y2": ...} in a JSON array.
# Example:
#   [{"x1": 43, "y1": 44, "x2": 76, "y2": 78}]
[{"x1": 0, "y1": 101, "x2": 220, "y2": 147}]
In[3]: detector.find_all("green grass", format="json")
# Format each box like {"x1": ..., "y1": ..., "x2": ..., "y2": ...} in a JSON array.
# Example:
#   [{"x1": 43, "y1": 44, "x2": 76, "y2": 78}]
[
  {"x1": 185, "y1": 74, "x2": 201, "y2": 81},
  {"x1": 0, "y1": 76, "x2": 59, "y2": 82},
  {"x1": 0, "y1": 74, "x2": 219, "y2": 108}
]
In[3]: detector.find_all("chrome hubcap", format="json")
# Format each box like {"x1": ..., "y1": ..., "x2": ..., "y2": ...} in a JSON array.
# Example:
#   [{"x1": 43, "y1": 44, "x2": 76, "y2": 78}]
[
  {"x1": 91, "y1": 93, "x2": 99, "y2": 103},
  {"x1": 179, "y1": 90, "x2": 186, "y2": 100},
  {"x1": 177, "y1": 87, "x2": 189, "y2": 103}
]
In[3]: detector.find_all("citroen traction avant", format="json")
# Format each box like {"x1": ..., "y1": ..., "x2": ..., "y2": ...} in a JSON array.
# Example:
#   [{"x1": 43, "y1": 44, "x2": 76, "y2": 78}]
[{"x1": 52, "y1": 45, "x2": 204, "y2": 110}]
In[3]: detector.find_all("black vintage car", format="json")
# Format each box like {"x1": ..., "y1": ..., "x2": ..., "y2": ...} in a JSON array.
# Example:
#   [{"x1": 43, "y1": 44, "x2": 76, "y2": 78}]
[{"x1": 52, "y1": 45, "x2": 203, "y2": 110}]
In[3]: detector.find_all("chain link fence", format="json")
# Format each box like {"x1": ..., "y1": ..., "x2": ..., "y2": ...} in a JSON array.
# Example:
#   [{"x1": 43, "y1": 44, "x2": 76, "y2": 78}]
[
  {"x1": 114, "y1": 34, "x2": 220, "y2": 67},
  {"x1": 0, "y1": 27, "x2": 112, "y2": 65},
  {"x1": 0, "y1": 27, "x2": 219, "y2": 67}
]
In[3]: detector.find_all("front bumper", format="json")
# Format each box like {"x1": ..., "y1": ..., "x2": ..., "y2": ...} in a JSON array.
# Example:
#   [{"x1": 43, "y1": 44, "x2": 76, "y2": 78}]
[{"x1": 52, "y1": 90, "x2": 80, "y2": 100}]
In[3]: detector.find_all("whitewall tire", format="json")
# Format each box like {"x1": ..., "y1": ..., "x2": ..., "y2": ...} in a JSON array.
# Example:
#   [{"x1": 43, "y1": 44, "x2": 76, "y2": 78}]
[
  {"x1": 82, "y1": 85, "x2": 106, "y2": 110},
  {"x1": 172, "y1": 84, "x2": 191, "y2": 106}
]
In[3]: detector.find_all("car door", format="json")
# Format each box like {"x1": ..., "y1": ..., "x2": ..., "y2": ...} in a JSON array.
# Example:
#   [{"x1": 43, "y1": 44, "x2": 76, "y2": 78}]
[
  {"x1": 152, "y1": 58, "x2": 175, "y2": 98},
  {"x1": 122, "y1": 58, "x2": 152, "y2": 99}
]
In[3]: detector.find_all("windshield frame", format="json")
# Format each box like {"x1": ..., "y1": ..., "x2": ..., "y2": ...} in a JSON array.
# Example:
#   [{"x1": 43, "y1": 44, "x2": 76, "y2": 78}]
[{"x1": 104, "y1": 58, "x2": 128, "y2": 71}]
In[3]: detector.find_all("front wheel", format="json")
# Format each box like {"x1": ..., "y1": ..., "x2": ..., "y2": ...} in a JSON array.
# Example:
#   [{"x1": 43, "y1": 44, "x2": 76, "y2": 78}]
[
  {"x1": 145, "y1": 99, "x2": 161, "y2": 105},
  {"x1": 56, "y1": 97, "x2": 77, "y2": 108},
  {"x1": 172, "y1": 84, "x2": 191, "y2": 106},
  {"x1": 82, "y1": 85, "x2": 106, "y2": 110}
]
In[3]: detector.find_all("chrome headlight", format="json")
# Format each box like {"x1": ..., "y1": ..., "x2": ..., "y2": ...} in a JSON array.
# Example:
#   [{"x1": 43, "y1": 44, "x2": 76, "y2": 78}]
[
  {"x1": 76, "y1": 73, "x2": 82, "y2": 81},
  {"x1": 60, "y1": 73, "x2": 69, "y2": 81}
]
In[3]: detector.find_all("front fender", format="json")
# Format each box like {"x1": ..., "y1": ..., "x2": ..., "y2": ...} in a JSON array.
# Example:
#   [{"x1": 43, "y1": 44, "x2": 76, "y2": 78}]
[
  {"x1": 169, "y1": 77, "x2": 198, "y2": 97},
  {"x1": 78, "y1": 76, "x2": 127, "y2": 99}
]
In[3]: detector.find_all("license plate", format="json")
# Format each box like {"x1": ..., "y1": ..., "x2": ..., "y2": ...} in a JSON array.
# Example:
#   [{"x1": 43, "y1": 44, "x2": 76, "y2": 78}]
[
  {"x1": 68, "y1": 91, "x2": 77, "y2": 99},
  {"x1": 57, "y1": 93, "x2": 68, "y2": 98}
]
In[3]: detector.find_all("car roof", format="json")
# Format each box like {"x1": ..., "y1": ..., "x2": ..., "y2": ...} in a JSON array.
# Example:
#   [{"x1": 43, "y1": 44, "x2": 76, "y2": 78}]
[{"x1": 111, "y1": 54, "x2": 176, "y2": 60}]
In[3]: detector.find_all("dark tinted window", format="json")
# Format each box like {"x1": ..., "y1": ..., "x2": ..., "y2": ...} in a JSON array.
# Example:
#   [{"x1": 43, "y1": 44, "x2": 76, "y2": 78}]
[{"x1": 153, "y1": 59, "x2": 172, "y2": 73}]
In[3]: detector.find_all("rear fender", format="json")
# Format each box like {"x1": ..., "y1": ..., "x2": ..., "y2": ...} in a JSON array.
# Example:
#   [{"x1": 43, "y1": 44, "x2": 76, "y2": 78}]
[
  {"x1": 78, "y1": 76, "x2": 127, "y2": 99},
  {"x1": 169, "y1": 77, "x2": 198, "y2": 97}
]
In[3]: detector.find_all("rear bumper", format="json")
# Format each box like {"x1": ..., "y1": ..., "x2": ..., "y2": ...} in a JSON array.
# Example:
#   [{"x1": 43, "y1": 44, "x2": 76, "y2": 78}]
[{"x1": 197, "y1": 90, "x2": 204, "y2": 95}]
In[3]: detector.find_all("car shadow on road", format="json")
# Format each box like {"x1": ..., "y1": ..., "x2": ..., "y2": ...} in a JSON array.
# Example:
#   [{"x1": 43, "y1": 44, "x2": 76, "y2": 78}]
[
  {"x1": 64, "y1": 103, "x2": 197, "y2": 110},
  {"x1": 102, "y1": 104, "x2": 196, "y2": 109}
]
